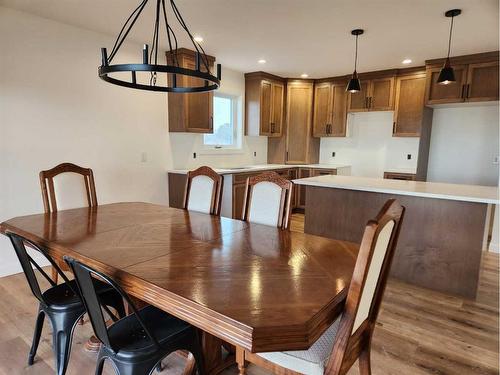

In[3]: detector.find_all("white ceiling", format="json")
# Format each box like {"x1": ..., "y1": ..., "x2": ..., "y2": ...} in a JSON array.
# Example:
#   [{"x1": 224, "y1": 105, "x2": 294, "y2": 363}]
[{"x1": 1, "y1": 0, "x2": 498, "y2": 78}]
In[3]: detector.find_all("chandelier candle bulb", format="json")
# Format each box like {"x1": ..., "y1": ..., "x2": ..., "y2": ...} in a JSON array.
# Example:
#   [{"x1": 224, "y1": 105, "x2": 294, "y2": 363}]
[
  {"x1": 100, "y1": 48, "x2": 108, "y2": 66},
  {"x1": 143, "y1": 44, "x2": 149, "y2": 64}
]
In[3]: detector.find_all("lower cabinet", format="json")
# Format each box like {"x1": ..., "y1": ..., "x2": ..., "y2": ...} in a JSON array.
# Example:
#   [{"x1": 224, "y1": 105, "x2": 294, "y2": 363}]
[{"x1": 232, "y1": 183, "x2": 247, "y2": 219}]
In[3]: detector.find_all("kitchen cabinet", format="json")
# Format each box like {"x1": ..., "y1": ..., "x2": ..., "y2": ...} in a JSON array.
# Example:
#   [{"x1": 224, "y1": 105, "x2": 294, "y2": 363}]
[
  {"x1": 285, "y1": 80, "x2": 319, "y2": 164},
  {"x1": 425, "y1": 52, "x2": 499, "y2": 105},
  {"x1": 166, "y1": 48, "x2": 215, "y2": 133},
  {"x1": 312, "y1": 81, "x2": 348, "y2": 137},
  {"x1": 245, "y1": 72, "x2": 285, "y2": 137},
  {"x1": 311, "y1": 168, "x2": 337, "y2": 177},
  {"x1": 384, "y1": 172, "x2": 416, "y2": 181},
  {"x1": 348, "y1": 76, "x2": 394, "y2": 112},
  {"x1": 393, "y1": 72, "x2": 427, "y2": 136}
]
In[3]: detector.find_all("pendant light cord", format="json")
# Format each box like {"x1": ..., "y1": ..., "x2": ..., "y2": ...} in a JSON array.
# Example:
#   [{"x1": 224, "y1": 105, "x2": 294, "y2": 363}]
[
  {"x1": 354, "y1": 34, "x2": 358, "y2": 72},
  {"x1": 446, "y1": 16, "x2": 454, "y2": 59}
]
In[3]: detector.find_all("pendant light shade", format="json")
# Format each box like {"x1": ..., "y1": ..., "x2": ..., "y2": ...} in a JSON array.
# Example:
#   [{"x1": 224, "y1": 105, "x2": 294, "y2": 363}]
[
  {"x1": 98, "y1": 0, "x2": 221, "y2": 93},
  {"x1": 437, "y1": 9, "x2": 461, "y2": 85},
  {"x1": 346, "y1": 29, "x2": 364, "y2": 93}
]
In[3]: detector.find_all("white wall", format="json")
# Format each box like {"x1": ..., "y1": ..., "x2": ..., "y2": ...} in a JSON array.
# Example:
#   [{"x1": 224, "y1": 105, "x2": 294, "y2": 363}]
[
  {"x1": 0, "y1": 7, "x2": 260, "y2": 276},
  {"x1": 427, "y1": 106, "x2": 499, "y2": 186},
  {"x1": 319, "y1": 112, "x2": 420, "y2": 177}
]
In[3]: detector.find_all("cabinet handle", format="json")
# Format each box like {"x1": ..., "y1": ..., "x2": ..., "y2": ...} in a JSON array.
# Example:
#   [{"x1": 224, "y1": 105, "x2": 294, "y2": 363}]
[
  {"x1": 369, "y1": 97, "x2": 373, "y2": 109},
  {"x1": 270, "y1": 122, "x2": 274, "y2": 133},
  {"x1": 365, "y1": 96, "x2": 368, "y2": 108},
  {"x1": 465, "y1": 84, "x2": 470, "y2": 99},
  {"x1": 393, "y1": 121, "x2": 396, "y2": 134},
  {"x1": 460, "y1": 84, "x2": 465, "y2": 99},
  {"x1": 210, "y1": 116, "x2": 213, "y2": 129},
  {"x1": 286, "y1": 151, "x2": 289, "y2": 162}
]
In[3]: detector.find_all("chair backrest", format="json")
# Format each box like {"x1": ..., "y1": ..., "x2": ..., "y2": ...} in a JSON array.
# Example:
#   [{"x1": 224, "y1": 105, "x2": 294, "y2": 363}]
[
  {"x1": 39, "y1": 162, "x2": 97, "y2": 213},
  {"x1": 6, "y1": 232, "x2": 77, "y2": 305},
  {"x1": 183, "y1": 166, "x2": 223, "y2": 215},
  {"x1": 241, "y1": 171, "x2": 293, "y2": 229},
  {"x1": 64, "y1": 257, "x2": 160, "y2": 353},
  {"x1": 326, "y1": 199, "x2": 405, "y2": 374}
]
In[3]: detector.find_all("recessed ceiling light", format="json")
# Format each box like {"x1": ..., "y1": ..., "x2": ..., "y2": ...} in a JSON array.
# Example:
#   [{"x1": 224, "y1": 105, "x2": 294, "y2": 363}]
[
  {"x1": 258, "y1": 59, "x2": 266, "y2": 64},
  {"x1": 193, "y1": 35, "x2": 203, "y2": 43},
  {"x1": 402, "y1": 59, "x2": 412, "y2": 64},
  {"x1": 301, "y1": 73, "x2": 309, "y2": 78}
]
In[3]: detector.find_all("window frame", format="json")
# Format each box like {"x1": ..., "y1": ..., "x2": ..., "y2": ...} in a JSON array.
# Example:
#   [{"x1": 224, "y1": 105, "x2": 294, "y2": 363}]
[{"x1": 202, "y1": 92, "x2": 242, "y2": 153}]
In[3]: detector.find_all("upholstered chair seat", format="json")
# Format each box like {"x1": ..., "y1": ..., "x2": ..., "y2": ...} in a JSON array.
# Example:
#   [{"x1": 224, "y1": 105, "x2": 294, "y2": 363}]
[{"x1": 183, "y1": 166, "x2": 223, "y2": 216}]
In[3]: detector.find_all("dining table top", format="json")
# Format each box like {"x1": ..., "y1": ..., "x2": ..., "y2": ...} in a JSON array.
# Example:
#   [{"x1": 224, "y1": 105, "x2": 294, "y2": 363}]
[{"x1": 0, "y1": 202, "x2": 358, "y2": 352}]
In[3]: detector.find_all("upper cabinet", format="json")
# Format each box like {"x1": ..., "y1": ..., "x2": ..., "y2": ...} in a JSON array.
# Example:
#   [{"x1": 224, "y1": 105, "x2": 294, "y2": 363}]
[
  {"x1": 285, "y1": 80, "x2": 319, "y2": 164},
  {"x1": 393, "y1": 71, "x2": 428, "y2": 137},
  {"x1": 245, "y1": 72, "x2": 285, "y2": 137},
  {"x1": 166, "y1": 48, "x2": 215, "y2": 133},
  {"x1": 425, "y1": 52, "x2": 499, "y2": 105},
  {"x1": 312, "y1": 81, "x2": 348, "y2": 137},
  {"x1": 348, "y1": 75, "x2": 395, "y2": 112}
]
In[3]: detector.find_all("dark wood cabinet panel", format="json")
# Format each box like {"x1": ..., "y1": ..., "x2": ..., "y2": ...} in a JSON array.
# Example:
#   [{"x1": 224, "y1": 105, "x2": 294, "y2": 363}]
[
  {"x1": 393, "y1": 73, "x2": 426, "y2": 137},
  {"x1": 383, "y1": 172, "x2": 416, "y2": 181},
  {"x1": 312, "y1": 83, "x2": 331, "y2": 137},
  {"x1": 297, "y1": 168, "x2": 311, "y2": 209},
  {"x1": 167, "y1": 49, "x2": 215, "y2": 133},
  {"x1": 370, "y1": 77, "x2": 394, "y2": 110},
  {"x1": 425, "y1": 64, "x2": 468, "y2": 105},
  {"x1": 168, "y1": 173, "x2": 187, "y2": 208},
  {"x1": 232, "y1": 183, "x2": 246, "y2": 219},
  {"x1": 466, "y1": 61, "x2": 499, "y2": 102},
  {"x1": 245, "y1": 73, "x2": 285, "y2": 137},
  {"x1": 330, "y1": 83, "x2": 348, "y2": 136}
]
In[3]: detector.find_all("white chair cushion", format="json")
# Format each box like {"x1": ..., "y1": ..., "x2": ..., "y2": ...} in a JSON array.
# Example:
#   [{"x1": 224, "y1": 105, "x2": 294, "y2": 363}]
[
  {"x1": 187, "y1": 175, "x2": 215, "y2": 214},
  {"x1": 52, "y1": 172, "x2": 88, "y2": 210},
  {"x1": 248, "y1": 181, "x2": 283, "y2": 227},
  {"x1": 352, "y1": 220, "x2": 394, "y2": 333},
  {"x1": 257, "y1": 316, "x2": 342, "y2": 375}
]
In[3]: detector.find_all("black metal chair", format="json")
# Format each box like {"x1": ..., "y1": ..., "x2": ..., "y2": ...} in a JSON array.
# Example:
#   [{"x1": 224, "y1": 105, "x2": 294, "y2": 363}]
[
  {"x1": 64, "y1": 256, "x2": 206, "y2": 375},
  {"x1": 7, "y1": 232, "x2": 126, "y2": 375}
]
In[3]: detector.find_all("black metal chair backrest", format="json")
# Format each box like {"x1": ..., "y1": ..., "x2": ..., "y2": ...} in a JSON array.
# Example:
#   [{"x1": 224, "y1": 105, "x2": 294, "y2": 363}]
[
  {"x1": 64, "y1": 257, "x2": 161, "y2": 353},
  {"x1": 7, "y1": 232, "x2": 77, "y2": 304}
]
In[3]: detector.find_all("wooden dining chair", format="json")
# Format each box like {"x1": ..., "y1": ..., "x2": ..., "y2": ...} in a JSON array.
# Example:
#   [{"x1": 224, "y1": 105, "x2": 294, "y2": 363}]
[
  {"x1": 236, "y1": 199, "x2": 405, "y2": 375},
  {"x1": 183, "y1": 166, "x2": 223, "y2": 215},
  {"x1": 242, "y1": 171, "x2": 293, "y2": 229},
  {"x1": 39, "y1": 162, "x2": 98, "y2": 282}
]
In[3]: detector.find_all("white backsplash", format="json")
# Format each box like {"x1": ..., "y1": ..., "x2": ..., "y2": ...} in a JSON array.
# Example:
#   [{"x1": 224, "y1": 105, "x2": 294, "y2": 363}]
[{"x1": 319, "y1": 111, "x2": 420, "y2": 178}]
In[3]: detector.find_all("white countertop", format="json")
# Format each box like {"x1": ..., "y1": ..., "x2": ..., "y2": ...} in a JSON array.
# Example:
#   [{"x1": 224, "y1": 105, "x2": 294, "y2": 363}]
[
  {"x1": 168, "y1": 164, "x2": 351, "y2": 175},
  {"x1": 293, "y1": 175, "x2": 499, "y2": 204}
]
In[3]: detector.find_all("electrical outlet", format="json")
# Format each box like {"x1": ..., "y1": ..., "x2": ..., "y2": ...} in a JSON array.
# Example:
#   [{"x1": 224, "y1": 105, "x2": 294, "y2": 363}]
[
  {"x1": 494, "y1": 156, "x2": 499, "y2": 165},
  {"x1": 193, "y1": 152, "x2": 197, "y2": 159},
  {"x1": 407, "y1": 154, "x2": 412, "y2": 160},
  {"x1": 254, "y1": 151, "x2": 257, "y2": 157},
  {"x1": 332, "y1": 152, "x2": 336, "y2": 157},
  {"x1": 141, "y1": 152, "x2": 148, "y2": 163}
]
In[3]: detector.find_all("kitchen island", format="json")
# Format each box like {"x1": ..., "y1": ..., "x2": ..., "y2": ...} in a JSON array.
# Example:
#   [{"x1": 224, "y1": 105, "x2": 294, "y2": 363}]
[{"x1": 293, "y1": 175, "x2": 499, "y2": 298}]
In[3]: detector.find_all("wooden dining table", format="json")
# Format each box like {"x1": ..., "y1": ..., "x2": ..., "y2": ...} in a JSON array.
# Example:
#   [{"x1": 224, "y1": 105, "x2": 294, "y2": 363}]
[{"x1": 0, "y1": 202, "x2": 358, "y2": 374}]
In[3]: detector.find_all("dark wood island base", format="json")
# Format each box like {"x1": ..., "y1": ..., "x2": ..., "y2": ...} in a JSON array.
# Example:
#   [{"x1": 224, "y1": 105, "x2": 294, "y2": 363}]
[{"x1": 304, "y1": 186, "x2": 489, "y2": 298}]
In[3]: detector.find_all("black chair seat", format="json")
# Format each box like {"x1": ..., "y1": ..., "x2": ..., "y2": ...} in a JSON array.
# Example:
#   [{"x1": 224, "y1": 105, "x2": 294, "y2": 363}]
[
  {"x1": 106, "y1": 305, "x2": 191, "y2": 360},
  {"x1": 42, "y1": 279, "x2": 119, "y2": 311}
]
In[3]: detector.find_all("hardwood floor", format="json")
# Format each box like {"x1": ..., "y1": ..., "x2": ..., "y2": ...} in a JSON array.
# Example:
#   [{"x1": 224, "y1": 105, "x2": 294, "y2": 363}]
[{"x1": 0, "y1": 213, "x2": 497, "y2": 375}]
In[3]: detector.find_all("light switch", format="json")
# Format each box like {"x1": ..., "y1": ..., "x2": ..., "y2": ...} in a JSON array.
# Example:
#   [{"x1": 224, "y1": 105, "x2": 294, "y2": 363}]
[{"x1": 141, "y1": 152, "x2": 148, "y2": 163}]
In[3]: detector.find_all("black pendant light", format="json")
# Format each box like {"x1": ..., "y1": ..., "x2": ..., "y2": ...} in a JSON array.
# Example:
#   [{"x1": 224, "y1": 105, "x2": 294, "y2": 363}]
[
  {"x1": 346, "y1": 29, "x2": 364, "y2": 93},
  {"x1": 98, "y1": 0, "x2": 221, "y2": 93},
  {"x1": 437, "y1": 9, "x2": 461, "y2": 85}
]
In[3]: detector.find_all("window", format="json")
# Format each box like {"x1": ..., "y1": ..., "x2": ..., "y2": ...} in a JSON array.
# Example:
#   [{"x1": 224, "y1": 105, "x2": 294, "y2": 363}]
[{"x1": 203, "y1": 94, "x2": 240, "y2": 149}]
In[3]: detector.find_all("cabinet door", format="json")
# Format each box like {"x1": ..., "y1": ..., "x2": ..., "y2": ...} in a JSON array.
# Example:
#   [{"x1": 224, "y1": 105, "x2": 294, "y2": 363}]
[
  {"x1": 270, "y1": 82, "x2": 284, "y2": 136},
  {"x1": 297, "y1": 168, "x2": 311, "y2": 208},
  {"x1": 370, "y1": 77, "x2": 394, "y2": 110},
  {"x1": 425, "y1": 65, "x2": 468, "y2": 105},
  {"x1": 393, "y1": 74, "x2": 426, "y2": 136},
  {"x1": 285, "y1": 82, "x2": 314, "y2": 164},
  {"x1": 260, "y1": 80, "x2": 272, "y2": 135},
  {"x1": 311, "y1": 169, "x2": 337, "y2": 176},
  {"x1": 347, "y1": 81, "x2": 370, "y2": 112},
  {"x1": 312, "y1": 83, "x2": 332, "y2": 137},
  {"x1": 232, "y1": 183, "x2": 247, "y2": 219},
  {"x1": 466, "y1": 61, "x2": 499, "y2": 102},
  {"x1": 186, "y1": 61, "x2": 213, "y2": 132},
  {"x1": 330, "y1": 83, "x2": 348, "y2": 136}
]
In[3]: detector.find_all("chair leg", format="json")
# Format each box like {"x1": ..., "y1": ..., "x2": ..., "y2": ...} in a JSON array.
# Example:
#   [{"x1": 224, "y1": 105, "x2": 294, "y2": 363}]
[
  {"x1": 49, "y1": 312, "x2": 83, "y2": 375},
  {"x1": 359, "y1": 346, "x2": 372, "y2": 375},
  {"x1": 236, "y1": 346, "x2": 247, "y2": 375},
  {"x1": 28, "y1": 309, "x2": 45, "y2": 365}
]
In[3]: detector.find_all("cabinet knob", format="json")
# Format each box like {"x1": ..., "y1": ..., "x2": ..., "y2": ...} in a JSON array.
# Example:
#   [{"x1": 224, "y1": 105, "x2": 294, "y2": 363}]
[{"x1": 392, "y1": 121, "x2": 396, "y2": 133}]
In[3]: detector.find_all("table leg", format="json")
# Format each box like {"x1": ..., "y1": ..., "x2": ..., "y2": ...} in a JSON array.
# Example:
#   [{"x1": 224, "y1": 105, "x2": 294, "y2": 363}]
[{"x1": 183, "y1": 332, "x2": 236, "y2": 375}]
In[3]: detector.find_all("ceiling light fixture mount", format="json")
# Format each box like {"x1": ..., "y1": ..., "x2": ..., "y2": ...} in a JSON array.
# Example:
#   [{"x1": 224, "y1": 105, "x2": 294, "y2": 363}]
[
  {"x1": 346, "y1": 29, "x2": 364, "y2": 93},
  {"x1": 437, "y1": 8, "x2": 461, "y2": 85},
  {"x1": 98, "y1": 0, "x2": 221, "y2": 93}
]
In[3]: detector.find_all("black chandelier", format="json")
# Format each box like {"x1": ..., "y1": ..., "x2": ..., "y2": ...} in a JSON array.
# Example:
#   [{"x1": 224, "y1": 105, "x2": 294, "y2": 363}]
[
  {"x1": 346, "y1": 29, "x2": 364, "y2": 93},
  {"x1": 98, "y1": 0, "x2": 221, "y2": 93},
  {"x1": 437, "y1": 9, "x2": 461, "y2": 85}
]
